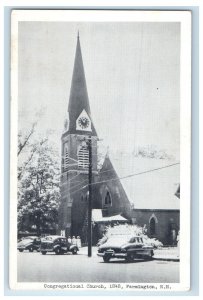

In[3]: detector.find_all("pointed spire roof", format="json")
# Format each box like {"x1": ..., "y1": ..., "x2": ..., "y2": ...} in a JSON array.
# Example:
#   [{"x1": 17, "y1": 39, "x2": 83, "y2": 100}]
[{"x1": 67, "y1": 34, "x2": 97, "y2": 136}]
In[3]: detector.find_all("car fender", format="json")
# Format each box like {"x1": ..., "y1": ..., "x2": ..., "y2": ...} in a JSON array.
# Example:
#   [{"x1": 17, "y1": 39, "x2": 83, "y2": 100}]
[
  {"x1": 61, "y1": 246, "x2": 67, "y2": 251},
  {"x1": 142, "y1": 245, "x2": 154, "y2": 250},
  {"x1": 24, "y1": 242, "x2": 33, "y2": 249},
  {"x1": 53, "y1": 244, "x2": 60, "y2": 250},
  {"x1": 126, "y1": 246, "x2": 143, "y2": 253},
  {"x1": 69, "y1": 245, "x2": 78, "y2": 251}
]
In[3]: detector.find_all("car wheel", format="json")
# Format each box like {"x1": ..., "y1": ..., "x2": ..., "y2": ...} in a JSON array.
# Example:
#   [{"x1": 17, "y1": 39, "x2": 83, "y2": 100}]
[
  {"x1": 54, "y1": 248, "x2": 61, "y2": 255},
  {"x1": 72, "y1": 248, "x2": 78, "y2": 255},
  {"x1": 147, "y1": 250, "x2": 154, "y2": 260},
  {"x1": 19, "y1": 249, "x2": 23, "y2": 252},
  {"x1": 41, "y1": 251, "x2": 47, "y2": 255},
  {"x1": 126, "y1": 253, "x2": 134, "y2": 262},
  {"x1": 29, "y1": 247, "x2": 33, "y2": 252},
  {"x1": 103, "y1": 255, "x2": 111, "y2": 263}
]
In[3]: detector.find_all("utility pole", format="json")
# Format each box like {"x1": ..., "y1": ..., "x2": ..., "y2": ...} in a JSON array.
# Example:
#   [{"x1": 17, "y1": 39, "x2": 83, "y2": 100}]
[{"x1": 87, "y1": 135, "x2": 92, "y2": 257}]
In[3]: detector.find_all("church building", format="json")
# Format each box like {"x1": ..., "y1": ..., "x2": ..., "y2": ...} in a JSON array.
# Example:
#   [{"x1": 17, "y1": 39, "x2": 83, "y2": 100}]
[
  {"x1": 58, "y1": 34, "x2": 132, "y2": 241},
  {"x1": 58, "y1": 34, "x2": 180, "y2": 245}
]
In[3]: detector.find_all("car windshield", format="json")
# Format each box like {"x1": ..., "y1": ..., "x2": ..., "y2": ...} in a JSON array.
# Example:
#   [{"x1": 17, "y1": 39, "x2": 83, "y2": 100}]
[
  {"x1": 42, "y1": 236, "x2": 54, "y2": 241},
  {"x1": 60, "y1": 239, "x2": 66, "y2": 243},
  {"x1": 42, "y1": 236, "x2": 62, "y2": 241},
  {"x1": 129, "y1": 237, "x2": 143, "y2": 243}
]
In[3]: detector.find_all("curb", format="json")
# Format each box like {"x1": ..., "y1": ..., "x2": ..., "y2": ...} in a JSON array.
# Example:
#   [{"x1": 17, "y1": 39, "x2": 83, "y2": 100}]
[
  {"x1": 153, "y1": 257, "x2": 180, "y2": 262},
  {"x1": 78, "y1": 252, "x2": 180, "y2": 262}
]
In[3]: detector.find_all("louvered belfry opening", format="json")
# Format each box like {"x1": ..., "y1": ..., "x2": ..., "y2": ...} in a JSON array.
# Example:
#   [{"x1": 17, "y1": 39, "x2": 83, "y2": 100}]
[
  {"x1": 78, "y1": 144, "x2": 89, "y2": 169},
  {"x1": 64, "y1": 147, "x2": 69, "y2": 171}
]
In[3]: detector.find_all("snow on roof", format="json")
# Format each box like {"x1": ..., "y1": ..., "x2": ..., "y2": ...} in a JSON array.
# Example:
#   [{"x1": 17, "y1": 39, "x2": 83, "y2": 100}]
[
  {"x1": 92, "y1": 209, "x2": 127, "y2": 222},
  {"x1": 109, "y1": 154, "x2": 180, "y2": 210}
]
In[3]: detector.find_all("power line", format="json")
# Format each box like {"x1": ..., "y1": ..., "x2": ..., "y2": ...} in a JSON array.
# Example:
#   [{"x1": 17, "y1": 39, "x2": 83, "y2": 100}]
[
  {"x1": 61, "y1": 163, "x2": 78, "y2": 167},
  {"x1": 99, "y1": 167, "x2": 115, "y2": 174},
  {"x1": 61, "y1": 155, "x2": 78, "y2": 163},
  {"x1": 68, "y1": 162, "x2": 180, "y2": 197},
  {"x1": 69, "y1": 173, "x2": 82, "y2": 182},
  {"x1": 66, "y1": 166, "x2": 119, "y2": 192},
  {"x1": 69, "y1": 178, "x2": 89, "y2": 192}
]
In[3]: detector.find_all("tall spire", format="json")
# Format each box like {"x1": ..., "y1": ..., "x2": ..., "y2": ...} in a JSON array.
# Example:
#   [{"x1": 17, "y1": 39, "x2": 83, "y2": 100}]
[{"x1": 67, "y1": 34, "x2": 97, "y2": 136}]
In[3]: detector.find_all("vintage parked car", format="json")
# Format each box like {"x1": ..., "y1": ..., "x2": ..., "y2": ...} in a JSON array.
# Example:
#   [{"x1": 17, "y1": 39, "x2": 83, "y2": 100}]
[
  {"x1": 97, "y1": 235, "x2": 154, "y2": 262},
  {"x1": 17, "y1": 236, "x2": 41, "y2": 252},
  {"x1": 40, "y1": 235, "x2": 79, "y2": 255}
]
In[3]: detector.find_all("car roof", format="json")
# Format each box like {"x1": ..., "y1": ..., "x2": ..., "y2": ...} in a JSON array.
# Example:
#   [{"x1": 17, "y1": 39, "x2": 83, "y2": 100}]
[
  {"x1": 109, "y1": 235, "x2": 142, "y2": 238},
  {"x1": 50, "y1": 235, "x2": 65, "y2": 238},
  {"x1": 43, "y1": 235, "x2": 66, "y2": 239}
]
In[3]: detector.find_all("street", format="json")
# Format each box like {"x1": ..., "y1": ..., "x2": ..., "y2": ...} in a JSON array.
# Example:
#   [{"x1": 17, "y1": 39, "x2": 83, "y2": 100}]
[{"x1": 17, "y1": 251, "x2": 179, "y2": 283}]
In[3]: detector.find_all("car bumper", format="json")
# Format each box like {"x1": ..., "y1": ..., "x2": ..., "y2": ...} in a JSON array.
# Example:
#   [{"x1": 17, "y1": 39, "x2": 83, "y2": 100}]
[
  {"x1": 97, "y1": 252, "x2": 127, "y2": 258},
  {"x1": 18, "y1": 247, "x2": 26, "y2": 250},
  {"x1": 40, "y1": 248, "x2": 53, "y2": 252}
]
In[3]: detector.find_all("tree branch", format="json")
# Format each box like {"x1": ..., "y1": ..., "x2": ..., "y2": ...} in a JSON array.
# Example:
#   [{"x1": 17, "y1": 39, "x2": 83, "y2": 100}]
[
  {"x1": 18, "y1": 122, "x2": 36, "y2": 156},
  {"x1": 18, "y1": 137, "x2": 48, "y2": 180}
]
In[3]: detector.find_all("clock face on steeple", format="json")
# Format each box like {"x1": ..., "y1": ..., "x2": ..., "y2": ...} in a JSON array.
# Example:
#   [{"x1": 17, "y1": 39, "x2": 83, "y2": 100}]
[
  {"x1": 76, "y1": 109, "x2": 91, "y2": 131},
  {"x1": 78, "y1": 116, "x2": 90, "y2": 129}
]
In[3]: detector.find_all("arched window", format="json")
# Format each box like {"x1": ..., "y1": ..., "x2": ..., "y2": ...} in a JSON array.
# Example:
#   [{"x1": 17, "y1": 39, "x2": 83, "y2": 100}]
[
  {"x1": 104, "y1": 191, "x2": 112, "y2": 207},
  {"x1": 80, "y1": 194, "x2": 88, "y2": 203},
  {"x1": 85, "y1": 192, "x2": 89, "y2": 202},
  {"x1": 150, "y1": 217, "x2": 156, "y2": 235},
  {"x1": 78, "y1": 144, "x2": 89, "y2": 169}
]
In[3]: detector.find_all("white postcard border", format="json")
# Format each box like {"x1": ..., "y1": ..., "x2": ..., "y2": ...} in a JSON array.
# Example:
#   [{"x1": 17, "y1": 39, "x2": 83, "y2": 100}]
[{"x1": 10, "y1": 9, "x2": 191, "y2": 291}]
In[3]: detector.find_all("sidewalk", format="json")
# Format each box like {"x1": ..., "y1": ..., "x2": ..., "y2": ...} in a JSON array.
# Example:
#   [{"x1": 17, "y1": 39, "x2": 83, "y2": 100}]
[
  {"x1": 79, "y1": 246, "x2": 180, "y2": 262},
  {"x1": 78, "y1": 246, "x2": 98, "y2": 256},
  {"x1": 153, "y1": 247, "x2": 180, "y2": 262}
]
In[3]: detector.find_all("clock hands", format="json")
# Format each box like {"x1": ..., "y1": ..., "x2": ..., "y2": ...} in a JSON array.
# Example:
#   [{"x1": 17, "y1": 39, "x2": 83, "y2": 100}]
[{"x1": 78, "y1": 117, "x2": 90, "y2": 129}]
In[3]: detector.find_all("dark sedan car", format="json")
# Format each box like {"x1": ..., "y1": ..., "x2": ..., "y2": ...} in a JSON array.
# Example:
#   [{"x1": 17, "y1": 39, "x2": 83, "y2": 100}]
[
  {"x1": 97, "y1": 235, "x2": 154, "y2": 262},
  {"x1": 17, "y1": 236, "x2": 41, "y2": 252},
  {"x1": 40, "y1": 235, "x2": 79, "y2": 255}
]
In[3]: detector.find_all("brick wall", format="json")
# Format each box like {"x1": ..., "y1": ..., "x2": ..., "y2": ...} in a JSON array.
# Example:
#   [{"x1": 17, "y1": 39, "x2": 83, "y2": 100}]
[{"x1": 132, "y1": 209, "x2": 180, "y2": 245}]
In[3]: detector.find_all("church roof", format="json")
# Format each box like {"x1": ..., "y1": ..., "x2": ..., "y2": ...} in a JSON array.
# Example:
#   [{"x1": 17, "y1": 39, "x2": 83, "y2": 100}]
[
  {"x1": 101, "y1": 154, "x2": 180, "y2": 210},
  {"x1": 67, "y1": 34, "x2": 97, "y2": 136},
  {"x1": 92, "y1": 209, "x2": 128, "y2": 222}
]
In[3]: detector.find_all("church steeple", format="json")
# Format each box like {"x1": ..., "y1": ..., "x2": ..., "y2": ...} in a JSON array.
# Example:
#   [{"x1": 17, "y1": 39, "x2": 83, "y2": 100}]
[{"x1": 67, "y1": 34, "x2": 97, "y2": 136}]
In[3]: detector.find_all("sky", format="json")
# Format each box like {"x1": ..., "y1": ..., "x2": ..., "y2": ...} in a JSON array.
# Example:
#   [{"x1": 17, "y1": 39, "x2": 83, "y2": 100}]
[{"x1": 18, "y1": 22, "x2": 180, "y2": 160}]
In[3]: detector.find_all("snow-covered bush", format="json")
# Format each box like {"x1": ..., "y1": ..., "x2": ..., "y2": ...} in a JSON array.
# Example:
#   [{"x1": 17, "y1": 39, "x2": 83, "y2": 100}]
[{"x1": 142, "y1": 236, "x2": 163, "y2": 248}]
